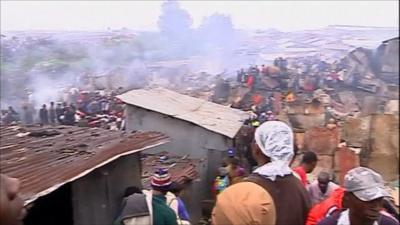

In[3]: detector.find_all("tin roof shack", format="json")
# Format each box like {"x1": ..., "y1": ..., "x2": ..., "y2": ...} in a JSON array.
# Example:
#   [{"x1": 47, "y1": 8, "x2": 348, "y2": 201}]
[
  {"x1": 118, "y1": 88, "x2": 248, "y2": 221},
  {"x1": 0, "y1": 125, "x2": 169, "y2": 225}
]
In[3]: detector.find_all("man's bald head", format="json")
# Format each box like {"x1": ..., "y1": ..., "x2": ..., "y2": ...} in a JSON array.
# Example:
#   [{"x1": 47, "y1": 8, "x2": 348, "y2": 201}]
[
  {"x1": 317, "y1": 172, "x2": 331, "y2": 194},
  {"x1": 318, "y1": 172, "x2": 330, "y2": 183}
]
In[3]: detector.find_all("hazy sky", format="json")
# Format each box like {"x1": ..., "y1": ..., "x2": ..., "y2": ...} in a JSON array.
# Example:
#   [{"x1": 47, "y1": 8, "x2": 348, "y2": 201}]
[{"x1": 1, "y1": 1, "x2": 399, "y2": 32}]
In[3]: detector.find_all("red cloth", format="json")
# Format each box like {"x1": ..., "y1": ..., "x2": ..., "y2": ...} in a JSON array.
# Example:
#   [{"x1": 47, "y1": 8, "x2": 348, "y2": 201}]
[
  {"x1": 306, "y1": 187, "x2": 344, "y2": 225},
  {"x1": 293, "y1": 166, "x2": 308, "y2": 186},
  {"x1": 247, "y1": 75, "x2": 254, "y2": 88},
  {"x1": 252, "y1": 94, "x2": 263, "y2": 106}
]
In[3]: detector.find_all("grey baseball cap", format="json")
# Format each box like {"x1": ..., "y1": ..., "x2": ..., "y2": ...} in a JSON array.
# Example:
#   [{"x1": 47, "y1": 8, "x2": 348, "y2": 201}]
[{"x1": 344, "y1": 167, "x2": 390, "y2": 201}]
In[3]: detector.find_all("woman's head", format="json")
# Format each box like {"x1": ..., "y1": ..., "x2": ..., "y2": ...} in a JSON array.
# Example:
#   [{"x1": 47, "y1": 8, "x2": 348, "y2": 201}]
[{"x1": 251, "y1": 121, "x2": 294, "y2": 166}]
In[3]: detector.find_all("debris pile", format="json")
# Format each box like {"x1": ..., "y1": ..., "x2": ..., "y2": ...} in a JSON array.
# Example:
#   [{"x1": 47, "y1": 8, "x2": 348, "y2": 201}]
[
  {"x1": 231, "y1": 37, "x2": 399, "y2": 184},
  {"x1": 141, "y1": 151, "x2": 201, "y2": 189}
]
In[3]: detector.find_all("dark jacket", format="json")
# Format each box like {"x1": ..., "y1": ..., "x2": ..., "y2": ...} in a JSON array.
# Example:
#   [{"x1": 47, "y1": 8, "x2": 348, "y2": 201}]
[
  {"x1": 39, "y1": 108, "x2": 49, "y2": 124},
  {"x1": 64, "y1": 110, "x2": 75, "y2": 125},
  {"x1": 113, "y1": 194, "x2": 149, "y2": 225},
  {"x1": 246, "y1": 173, "x2": 311, "y2": 225}
]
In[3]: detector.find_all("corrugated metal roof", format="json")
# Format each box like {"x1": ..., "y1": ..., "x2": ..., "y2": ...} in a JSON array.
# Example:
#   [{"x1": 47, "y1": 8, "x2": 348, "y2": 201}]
[
  {"x1": 117, "y1": 88, "x2": 248, "y2": 138},
  {"x1": 141, "y1": 152, "x2": 201, "y2": 189},
  {"x1": 0, "y1": 125, "x2": 169, "y2": 205}
]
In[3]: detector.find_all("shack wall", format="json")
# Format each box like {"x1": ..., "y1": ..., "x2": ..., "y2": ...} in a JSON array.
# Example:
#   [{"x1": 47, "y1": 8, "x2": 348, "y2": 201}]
[
  {"x1": 72, "y1": 154, "x2": 142, "y2": 225},
  {"x1": 125, "y1": 105, "x2": 233, "y2": 222}
]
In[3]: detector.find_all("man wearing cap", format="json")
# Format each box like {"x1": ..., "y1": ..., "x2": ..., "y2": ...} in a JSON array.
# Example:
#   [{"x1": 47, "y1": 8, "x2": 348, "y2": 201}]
[
  {"x1": 212, "y1": 121, "x2": 311, "y2": 225},
  {"x1": 150, "y1": 169, "x2": 178, "y2": 225},
  {"x1": 317, "y1": 167, "x2": 399, "y2": 225},
  {"x1": 115, "y1": 169, "x2": 178, "y2": 225}
]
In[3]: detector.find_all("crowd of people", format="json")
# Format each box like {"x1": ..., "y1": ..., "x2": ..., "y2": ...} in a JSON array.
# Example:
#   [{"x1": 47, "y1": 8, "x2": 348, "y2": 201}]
[
  {"x1": 231, "y1": 56, "x2": 350, "y2": 127},
  {"x1": 1, "y1": 119, "x2": 399, "y2": 225},
  {"x1": 209, "y1": 121, "x2": 399, "y2": 225},
  {"x1": 0, "y1": 56, "x2": 398, "y2": 225},
  {"x1": 0, "y1": 89, "x2": 126, "y2": 130}
]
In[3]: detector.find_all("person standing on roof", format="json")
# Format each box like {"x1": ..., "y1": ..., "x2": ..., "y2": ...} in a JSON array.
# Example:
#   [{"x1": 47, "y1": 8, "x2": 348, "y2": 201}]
[
  {"x1": 308, "y1": 172, "x2": 340, "y2": 206},
  {"x1": 317, "y1": 167, "x2": 399, "y2": 225},
  {"x1": 63, "y1": 106, "x2": 76, "y2": 125},
  {"x1": 21, "y1": 105, "x2": 34, "y2": 125},
  {"x1": 39, "y1": 104, "x2": 49, "y2": 125},
  {"x1": 49, "y1": 102, "x2": 56, "y2": 125},
  {"x1": 212, "y1": 121, "x2": 311, "y2": 225},
  {"x1": 246, "y1": 73, "x2": 255, "y2": 89},
  {"x1": 55, "y1": 102, "x2": 64, "y2": 124},
  {"x1": 293, "y1": 151, "x2": 318, "y2": 187}
]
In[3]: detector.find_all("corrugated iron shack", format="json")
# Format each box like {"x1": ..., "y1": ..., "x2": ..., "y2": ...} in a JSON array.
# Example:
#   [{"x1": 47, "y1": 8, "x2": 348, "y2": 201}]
[
  {"x1": 0, "y1": 125, "x2": 169, "y2": 225},
  {"x1": 118, "y1": 87, "x2": 248, "y2": 221}
]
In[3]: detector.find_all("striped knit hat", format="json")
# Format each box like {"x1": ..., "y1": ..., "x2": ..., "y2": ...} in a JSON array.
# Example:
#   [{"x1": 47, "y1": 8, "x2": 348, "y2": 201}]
[{"x1": 151, "y1": 168, "x2": 172, "y2": 191}]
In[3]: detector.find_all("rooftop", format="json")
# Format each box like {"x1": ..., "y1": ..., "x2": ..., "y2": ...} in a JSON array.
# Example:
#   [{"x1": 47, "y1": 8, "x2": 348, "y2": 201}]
[
  {"x1": 117, "y1": 88, "x2": 248, "y2": 138},
  {"x1": 0, "y1": 125, "x2": 169, "y2": 205}
]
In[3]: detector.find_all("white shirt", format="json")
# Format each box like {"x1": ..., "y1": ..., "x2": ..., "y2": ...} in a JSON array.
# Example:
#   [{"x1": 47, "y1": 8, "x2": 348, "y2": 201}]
[{"x1": 307, "y1": 180, "x2": 340, "y2": 205}]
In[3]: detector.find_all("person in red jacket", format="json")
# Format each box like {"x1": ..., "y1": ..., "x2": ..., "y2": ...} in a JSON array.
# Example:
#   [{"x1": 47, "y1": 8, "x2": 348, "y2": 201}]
[
  {"x1": 293, "y1": 151, "x2": 318, "y2": 186},
  {"x1": 307, "y1": 187, "x2": 345, "y2": 225},
  {"x1": 246, "y1": 74, "x2": 255, "y2": 89}
]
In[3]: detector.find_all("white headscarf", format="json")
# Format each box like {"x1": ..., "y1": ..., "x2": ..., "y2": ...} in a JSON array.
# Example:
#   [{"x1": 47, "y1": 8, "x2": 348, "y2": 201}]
[{"x1": 253, "y1": 121, "x2": 294, "y2": 181}]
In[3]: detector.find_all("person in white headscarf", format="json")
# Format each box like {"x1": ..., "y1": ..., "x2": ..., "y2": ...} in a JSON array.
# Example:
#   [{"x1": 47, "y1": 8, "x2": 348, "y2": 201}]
[{"x1": 212, "y1": 121, "x2": 311, "y2": 225}]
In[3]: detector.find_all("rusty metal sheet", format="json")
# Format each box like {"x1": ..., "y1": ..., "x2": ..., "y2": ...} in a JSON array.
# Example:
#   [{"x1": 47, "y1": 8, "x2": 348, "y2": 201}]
[
  {"x1": 288, "y1": 114, "x2": 325, "y2": 130},
  {"x1": 0, "y1": 125, "x2": 169, "y2": 205},
  {"x1": 117, "y1": 88, "x2": 248, "y2": 138},
  {"x1": 260, "y1": 76, "x2": 279, "y2": 89},
  {"x1": 309, "y1": 155, "x2": 333, "y2": 182},
  {"x1": 141, "y1": 152, "x2": 201, "y2": 189},
  {"x1": 342, "y1": 116, "x2": 371, "y2": 147},
  {"x1": 368, "y1": 114, "x2": 399, "y2": 182},
  {"x1": 338, "y1": 91, "x2": 359, "y2": 112},
  {"x1": 334, "y1": 146, "x2": 360, "y2": 185},
  {"x1": 303, "y1": 127, "x2": 339, "y2": 155},
  {"x1": 361, "y1": 96, "x2": 379, "y2": 116}
]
